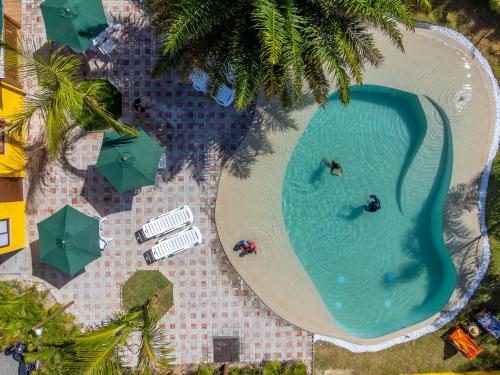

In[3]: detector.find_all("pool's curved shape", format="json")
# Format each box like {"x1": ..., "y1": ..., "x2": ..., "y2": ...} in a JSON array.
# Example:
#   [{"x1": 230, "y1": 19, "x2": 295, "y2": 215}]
[{"x1": 281, "y1": 85, "x2": 457, "y2": 338}]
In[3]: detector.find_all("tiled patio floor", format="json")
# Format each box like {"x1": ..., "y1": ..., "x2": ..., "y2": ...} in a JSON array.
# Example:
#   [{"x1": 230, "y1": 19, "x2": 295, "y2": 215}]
[{"x1": 0, "y1": 0, "x2": 314, "y2": 367}]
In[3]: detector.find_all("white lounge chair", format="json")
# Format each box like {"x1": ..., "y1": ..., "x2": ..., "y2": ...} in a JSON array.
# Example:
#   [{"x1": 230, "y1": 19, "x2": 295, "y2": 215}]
[
  {"x1": 189, "y1": 70, "x2": 209, "y2": 92},
  {"x1": 150, "y1": 226, "x2": 202, "y2": 260},
  {"x1": 142, "y1": 205, "x2": 193, "y2": 240},
  {"x1": 212, "y1": 84, "x2": 235, "y2": 107}
]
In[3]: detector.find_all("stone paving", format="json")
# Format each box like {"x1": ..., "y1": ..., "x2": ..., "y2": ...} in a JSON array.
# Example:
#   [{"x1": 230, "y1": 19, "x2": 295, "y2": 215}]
[{"x1": 0, "y1": 0, "x2": 314, "y2": 367}]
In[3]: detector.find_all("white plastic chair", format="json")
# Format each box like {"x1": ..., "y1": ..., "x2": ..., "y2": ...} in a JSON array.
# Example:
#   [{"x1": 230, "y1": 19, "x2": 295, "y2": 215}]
[
  {"x1": 98, "y1": 38, "x2": 117, "y2": 55},
  {"x1": 150, "y1": 226, "x2": 202, "y2": 261},
  {"x1": 105, "y1": 10, "x2": 119, "y2": 33},
  {"x1": 92, "y1": 30, "x2": 109, "y2": 49},
  {"x1": 189, "y1": 70, "x2": 209, "y2": 92},
  {"x1": 158, "y1": 153, "x2": 167, "y2": 169},
  {"x1": 88, "y1": 213, "x2": 106, "y2": 232},
  {"x1": 99, "y1": 236, "x2": 113, "y2": 251},
  {"x1": 142, "y1": 206, "x2": 193, "y2": 240},
  {"x1": 212, "y1": 84, "x2": 235, "y2": 107}
]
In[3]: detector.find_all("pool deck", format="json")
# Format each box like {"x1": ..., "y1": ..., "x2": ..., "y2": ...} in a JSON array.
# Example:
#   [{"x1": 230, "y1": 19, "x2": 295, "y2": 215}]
[
  {"x1": 215, "y1": 28, "x2": 497, "y2": 345},
  {"x1": 0, "y1": 0, "x2": 315, "y2": 366}
]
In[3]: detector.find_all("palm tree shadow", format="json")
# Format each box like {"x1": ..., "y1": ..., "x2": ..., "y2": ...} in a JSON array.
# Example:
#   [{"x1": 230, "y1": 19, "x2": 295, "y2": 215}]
[
  {"x1": 23, "y1": 137, "x2": 52, "y2": 215},
  {"x1": 224, "y1": 99, "x2": 300, "y2": 179},
  {"x1": 309, "y1": 159, "x2": 326, "y2": 186},
  {"x1": 84, "y1": 13, "x2": 305, "y2": 183},
  {"x1": 442, "y1": 174, "x2": 484, "y2": 301}
]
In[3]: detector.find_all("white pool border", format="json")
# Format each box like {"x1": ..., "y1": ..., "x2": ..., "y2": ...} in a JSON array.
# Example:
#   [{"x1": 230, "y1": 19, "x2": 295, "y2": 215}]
[{"x1": 314, "y1": 23, "x2": 500, "y2": 352}]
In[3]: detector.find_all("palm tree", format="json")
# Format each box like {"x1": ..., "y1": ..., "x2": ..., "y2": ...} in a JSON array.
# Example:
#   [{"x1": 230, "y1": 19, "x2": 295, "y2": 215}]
[
  {"x1": 1, "y1": 40, "x2": 136, "y2": 156},
  {"x1": 0, "y1": 282, "x2": 173, "y2": 374},
  {"x1": 0, "y1": 280, "x2": 80, "y2": 374},
  {"x1": 147, "y1": 0, "x2": 428, "y2": 109},
  {"x1": 58, "y1": 298, "x2": 174, "y2": 375}
]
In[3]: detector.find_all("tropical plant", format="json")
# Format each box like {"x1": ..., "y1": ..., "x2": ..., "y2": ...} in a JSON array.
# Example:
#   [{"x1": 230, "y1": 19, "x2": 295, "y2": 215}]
[
  {"x1": 262, "y1": 361, "x2": 281, "y2": 375},
  {"x1": 147, "y1": 0, "x2": 427, "y2": 109},
  {"x1": 0, "y1": 280, "x2": 80, "y2": 374},
  {"x1": 0, "y1": 40, "x2": 136, "y2": 156},
  {"x1": 78, "y1": 79, "x2": 123, "y2": 131},
  {"x1": 490, "y1": 0, "x2": 500, "y2": 13},
  {"x1": 58, "y1": 298, "x2": 174, "y2": 375},
  {"x1": 195, "y1": 364, "x2": 215, "y2": 375},
  {"x1": 282, "y1": 361, "x2": 307, "y2": 375}
]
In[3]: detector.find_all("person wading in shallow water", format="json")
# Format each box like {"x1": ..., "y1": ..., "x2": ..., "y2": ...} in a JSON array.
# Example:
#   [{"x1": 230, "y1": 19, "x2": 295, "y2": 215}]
[
  {"x1": 134, "y1": 98, "x2": 146, "y2": 120},
  {"x1": 324, "y1": 159, "x2": 344, "y2": 176},
  {"x1": 236, "y1": 240, "x2": 257, "y2": 257},
  {"x1": 365, "y1": 194, "x2": 381, "y2": 212}
]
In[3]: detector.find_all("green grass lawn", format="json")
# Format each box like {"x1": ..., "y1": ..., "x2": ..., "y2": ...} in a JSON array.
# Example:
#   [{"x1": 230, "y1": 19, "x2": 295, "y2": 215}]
[
  {"x1": 313, "y1": 154, "x2": 500, "y2": 375},
  {"x1": 122, "y1": 270, "x2": 173, "y2": 318}
]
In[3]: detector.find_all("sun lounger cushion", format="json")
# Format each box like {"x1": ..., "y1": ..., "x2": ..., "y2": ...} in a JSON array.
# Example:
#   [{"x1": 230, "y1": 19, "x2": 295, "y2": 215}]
[
  {"x1": 476, "y1": 309, "x2": 500, "y2": 339},
  {"x1": 142, "y1": 206, "x2": 193, "y2": 240},
  {"x1": 446, "y1": 326, "x2": 483, "y2": 359},
  {"x1": 151, "y1": 226, "x2": 202, "y2": 260}
]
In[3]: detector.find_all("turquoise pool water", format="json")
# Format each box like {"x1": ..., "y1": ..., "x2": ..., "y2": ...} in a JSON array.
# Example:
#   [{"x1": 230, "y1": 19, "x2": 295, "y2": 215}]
[{"x1": 282, "y1": 85, "x2": 457, "y2": 339}]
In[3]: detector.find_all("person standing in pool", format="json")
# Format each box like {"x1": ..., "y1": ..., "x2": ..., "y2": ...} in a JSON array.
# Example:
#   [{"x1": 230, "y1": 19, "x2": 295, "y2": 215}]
[
  {"x1": 324, "y1": 159, "x2": 344, "y2": 176},
  {"x1": 365, "y1": 195, "x2": 381, "y2": 212}
]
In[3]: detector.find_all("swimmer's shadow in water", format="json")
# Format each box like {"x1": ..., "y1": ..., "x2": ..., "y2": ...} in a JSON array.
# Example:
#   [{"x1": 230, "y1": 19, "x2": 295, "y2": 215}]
[
  {"x1": 309, "y1": 160, "x2": 326, "y2": 186},
  {"x1": 339, "y1": 205, "x2": 365, "y2": 221}
]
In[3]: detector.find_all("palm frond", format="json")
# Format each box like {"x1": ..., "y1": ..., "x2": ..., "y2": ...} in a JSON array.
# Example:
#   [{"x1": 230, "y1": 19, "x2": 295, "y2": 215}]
[
  {"x1": 262, "y1": 62, "x2": 286, "y2": 101},
  {"x1": 146, "y1": 0, "x2": 415, "y2": 107},
  {"x1": 343, "y1": 18, "x2": 384, "y2": 66},
  {"x1": 230, "y1": 17, "x2": 264, "y2": 109},
  {"x1": 1, "y1": 38, "x2": 136, "y2": 156},
  {"x1": 163, "y1": 0, "x2": 234, "y2": 55},
  {"x1": 136, "y1": 301, "x2": 175, "y2": 373},
  {"x1": 282, "y1": 0, "x2": 305, "y2": 100},
  {"x1": 60, "y1": 310, "x2": 140, "y2": 375},
  {"x1": 302, "y1": 52, "x2": 329, "y2": 105},
  {"x1": 252, "y1": 0, "x2": 287, "y2": 64}
]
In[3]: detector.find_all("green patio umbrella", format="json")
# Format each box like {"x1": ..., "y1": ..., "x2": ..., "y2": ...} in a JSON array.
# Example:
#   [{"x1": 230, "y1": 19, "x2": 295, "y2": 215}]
[
  {"x1": 40, "y1": 0, "x2": 108, "y2": 51},
  {"x1": 37, "y1": 205, "x2": 101, "y2": 276},
  {"x1": 95, "y1": 127, "x2": 163, "y2": 193}
]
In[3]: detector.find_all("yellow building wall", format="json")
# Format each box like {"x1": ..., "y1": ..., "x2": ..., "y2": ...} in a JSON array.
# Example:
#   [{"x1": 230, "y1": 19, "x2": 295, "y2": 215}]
[
  {"x1": 0, "y1": 200, "x2": 25, "y2": 254},
  {"x1": 0, "y1": 81, "x2": 25, "y2": 177}
]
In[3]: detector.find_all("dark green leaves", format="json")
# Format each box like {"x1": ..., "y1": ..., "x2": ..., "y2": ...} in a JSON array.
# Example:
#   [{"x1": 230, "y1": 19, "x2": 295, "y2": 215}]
[{"x1": 149, "y1": 0, "x2": 417, "y2": 108}]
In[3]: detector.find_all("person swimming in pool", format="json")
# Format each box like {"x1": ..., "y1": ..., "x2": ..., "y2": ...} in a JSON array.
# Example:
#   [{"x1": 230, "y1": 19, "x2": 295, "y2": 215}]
[
  {"x1": 324, "y1": 159, "x2": 344, "y2": 176},
  {"x1": 365, "y1": 195, "x2": 381, "y2": 212}
]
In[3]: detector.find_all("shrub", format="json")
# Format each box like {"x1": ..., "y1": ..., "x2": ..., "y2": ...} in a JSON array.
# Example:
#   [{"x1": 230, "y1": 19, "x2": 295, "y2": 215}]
[
  {"x1": 195, "y1": 364, "x2": 215, "y2": 375},
  {"x1": 229, "y1": 366, "x2": 261, "y2": 375},
  {"x1": 283, "y1": 361, "x2": 307, "y2": 375},
  {"x1": 263, "y1": 361, "x2": 281, "y2": 375},
  {"x1": 78, "y1": 79, "x2": 123, "y2": 131},
  {"x1": 122, "y1": 270, "x2": 174, "y2": 319},
  {"x1": 490, "y1": 0, "x2": 500, "y2": 13}
]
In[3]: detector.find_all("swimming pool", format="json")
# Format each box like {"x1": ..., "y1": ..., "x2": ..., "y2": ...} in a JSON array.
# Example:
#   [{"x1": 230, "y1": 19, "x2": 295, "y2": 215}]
[{"x1": 282, "y1": 85, "x2": 457, "y2": 338}]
